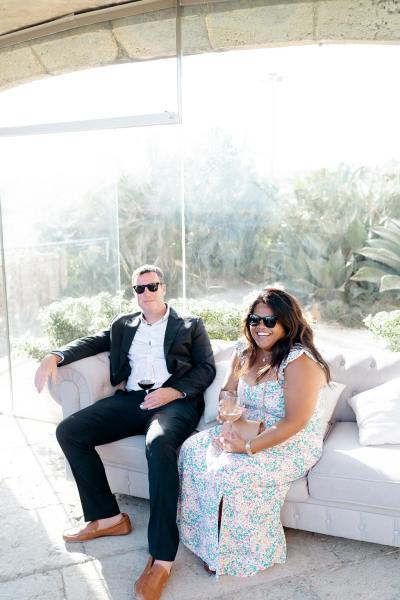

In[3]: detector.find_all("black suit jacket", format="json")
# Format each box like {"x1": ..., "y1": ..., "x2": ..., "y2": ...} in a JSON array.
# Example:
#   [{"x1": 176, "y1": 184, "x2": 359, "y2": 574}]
[{"x1": 57, "y1": 307, "x2": 216, "y2": 402}]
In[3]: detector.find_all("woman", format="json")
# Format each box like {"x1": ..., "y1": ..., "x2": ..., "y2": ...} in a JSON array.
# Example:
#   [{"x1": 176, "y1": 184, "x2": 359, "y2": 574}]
[{"x1": 177, "y1": 288, "x2": 330, "y2": 577}]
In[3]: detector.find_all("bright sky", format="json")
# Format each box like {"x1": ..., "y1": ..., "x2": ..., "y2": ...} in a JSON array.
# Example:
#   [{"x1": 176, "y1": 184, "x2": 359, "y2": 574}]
[{"x1": 0, "y1": 42, "x2": 399, "y2": 213}]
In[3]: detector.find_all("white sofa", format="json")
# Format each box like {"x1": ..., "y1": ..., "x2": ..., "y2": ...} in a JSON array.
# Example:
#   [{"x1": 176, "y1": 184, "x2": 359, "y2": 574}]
[{"x1": 48, "y1": 341, "x2": 400, "y2": 548}]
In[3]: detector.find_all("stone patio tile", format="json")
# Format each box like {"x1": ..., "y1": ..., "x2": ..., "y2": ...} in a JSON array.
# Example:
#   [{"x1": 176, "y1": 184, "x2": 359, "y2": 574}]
[
  {"x1": 0, "y1": 504, "x2": 87, "y2": 581},
  {"x1": 0, "y1": 415, "x2": 28, "y2": 450},
  {"x1": 214, "y1": 577, "x2": 320, "y2": 600},
  {"x1": 63, "y1": 550, "x2": 175, "y2": 600},
  {"x1": 315, "y1": 531, "x2": 395, "y2": 562},
  {"x1": 165, "y1": 528, "x2": 340, "y2": 600},
  {"x1": 0, "y1": 445, "x2": 43, "y2": 479},
  {"x1": 0, "y1": 476, "x2": 25, "y2": 514},
  {"x1": 27, "y1": 433, "x2": 83, "y2": 519},
  {"x1": 63, "y1": 560, "x2": 113, "y2": 600},
  {"x1": 75, "y1": 496, "x2": 148, "y2": 560},
  {"x1": 0, "y1": 571, "x2": 65, "y2": 600},
  {"x1": 2, "y1": 469, "x2": 59, "y2": 512},
  {"x1": 307, "y1": 552, "x2": 400, "y2": 600},
  {"x1": 0, "y1": 433, "x2": 60, "y2": 512},
  {"x1": 17, "y1": 417, "x2": 57, "y2": 446}
]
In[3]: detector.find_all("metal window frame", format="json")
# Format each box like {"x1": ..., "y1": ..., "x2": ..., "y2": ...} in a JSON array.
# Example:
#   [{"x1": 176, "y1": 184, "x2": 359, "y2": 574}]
[
  {"x1": 0, "y1": 0, "x2": 176, "y2": 50},
  {"x1": 0, "y1": 0, "x2": 230, "y2": 50},
  {"x1": 0, "y1": 112, "x2": 179, "y2": 138}
]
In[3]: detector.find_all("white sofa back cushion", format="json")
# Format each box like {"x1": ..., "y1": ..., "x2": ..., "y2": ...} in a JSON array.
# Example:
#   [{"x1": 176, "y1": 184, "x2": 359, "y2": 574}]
[
  {"x1": 348, "y1": 377, "x2": 400, "y2": 445},
  {"x1": 325, "y1": 349, "x2": 400, "y2": 422},
  {"x1": 319, "y1": 381, "x2": 346, "y2": 437},
  {"x1": 203, "y1": 360, "x2": 230, "y2": 423}
]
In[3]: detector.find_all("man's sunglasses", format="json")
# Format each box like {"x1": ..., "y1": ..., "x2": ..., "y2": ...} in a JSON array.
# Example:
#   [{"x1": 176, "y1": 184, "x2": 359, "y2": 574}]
[
  {"x1": 248, "y1": 314, "x2": 278, "y2": 328},
  {"x1": 132, "y1": 282, "x2": 162, "y2": 294}
]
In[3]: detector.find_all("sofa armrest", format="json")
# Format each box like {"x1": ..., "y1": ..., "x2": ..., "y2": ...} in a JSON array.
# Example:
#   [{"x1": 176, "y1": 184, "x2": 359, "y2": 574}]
[{"x1": 47, "y1": 352, "x2": 117, "y2": 418}]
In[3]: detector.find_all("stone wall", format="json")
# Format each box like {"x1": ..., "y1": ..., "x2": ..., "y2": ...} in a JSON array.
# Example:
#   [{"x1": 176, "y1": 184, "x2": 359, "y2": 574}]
[{"x1": 0, "y1": 0, "x2": 400, "y2": 91}]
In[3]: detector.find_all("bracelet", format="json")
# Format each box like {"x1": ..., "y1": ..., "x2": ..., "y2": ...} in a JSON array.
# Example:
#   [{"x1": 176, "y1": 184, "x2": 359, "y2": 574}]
[{"x1": 245, "y1": 440, "x2": 254, "y2": 456}]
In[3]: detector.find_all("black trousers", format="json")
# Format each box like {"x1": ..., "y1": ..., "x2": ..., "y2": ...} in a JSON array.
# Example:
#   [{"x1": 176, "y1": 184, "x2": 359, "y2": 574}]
[{"x1": 56, "y1": 389, "x2": 203, "y2": 561}]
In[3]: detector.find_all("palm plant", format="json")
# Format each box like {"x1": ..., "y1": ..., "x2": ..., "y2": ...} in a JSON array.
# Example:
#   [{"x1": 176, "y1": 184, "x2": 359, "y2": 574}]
[
  {"x1": 352, "y1": 218, "x2": 400, "y2": 293},
  {"x1": 272, "y1": 233, "x2": 354, "y2": 301}
]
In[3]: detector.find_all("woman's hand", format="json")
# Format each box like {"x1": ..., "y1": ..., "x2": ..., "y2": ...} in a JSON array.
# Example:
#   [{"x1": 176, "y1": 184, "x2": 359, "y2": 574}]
[{"x1": 216, "y1": 428, "x2": 246, "y2": 454}]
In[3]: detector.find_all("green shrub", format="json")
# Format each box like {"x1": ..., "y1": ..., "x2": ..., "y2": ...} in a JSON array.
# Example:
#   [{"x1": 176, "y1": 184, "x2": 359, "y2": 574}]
[
  {"x1": 19, "y1": 293, "x2": 244, "y2": 360},
  {"x1": 18, "y1": 292, "x2": 131, "y2": 360},
  {"x1": 319, "y1": 300, "x2": 366, "y2": 328},
  {"x1": 364, "y1": 310, "x2": 400, "y2": 351},
  {"x1": 171, "y1": 298, "x2": 244, "y2": 341}
]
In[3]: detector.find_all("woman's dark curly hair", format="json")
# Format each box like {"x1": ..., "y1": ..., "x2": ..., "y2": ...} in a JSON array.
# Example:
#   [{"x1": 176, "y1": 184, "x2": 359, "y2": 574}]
[{"x1": 239, "y1": 288, "x2": 330, "y2": 383}]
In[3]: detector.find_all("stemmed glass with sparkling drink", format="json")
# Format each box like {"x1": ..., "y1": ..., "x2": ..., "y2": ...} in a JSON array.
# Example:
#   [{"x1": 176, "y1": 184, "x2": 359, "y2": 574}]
[{"x1": 219, "y1": 390, "x2": 244, "y2": 439}]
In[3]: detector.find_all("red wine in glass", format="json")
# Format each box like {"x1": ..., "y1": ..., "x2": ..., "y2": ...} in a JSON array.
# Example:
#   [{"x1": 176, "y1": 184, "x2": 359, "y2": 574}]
[{"x1": 137, "y1": 379, "x2": 155, "y2": 392}]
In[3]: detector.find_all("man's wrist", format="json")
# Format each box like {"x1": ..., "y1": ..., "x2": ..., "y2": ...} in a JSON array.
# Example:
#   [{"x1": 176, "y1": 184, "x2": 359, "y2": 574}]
[{"x1": 50, "y1": 351, "x2": 64, "y2": 365}]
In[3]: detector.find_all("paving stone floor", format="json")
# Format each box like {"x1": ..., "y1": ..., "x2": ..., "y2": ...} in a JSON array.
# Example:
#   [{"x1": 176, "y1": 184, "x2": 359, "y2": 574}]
[{"x1": 1, "y1": 410, "x2": 400, "y2": 600}]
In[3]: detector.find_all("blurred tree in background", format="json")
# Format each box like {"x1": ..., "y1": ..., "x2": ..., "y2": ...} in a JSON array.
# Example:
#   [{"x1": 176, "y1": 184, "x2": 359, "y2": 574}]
[{"x1": 33, "y1": 132, "x2": 400, "y2": 330}]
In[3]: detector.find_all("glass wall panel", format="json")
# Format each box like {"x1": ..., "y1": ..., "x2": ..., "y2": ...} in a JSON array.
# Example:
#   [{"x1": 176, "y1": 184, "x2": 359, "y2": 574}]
[
  {"x1": 0, "y1": 202, "x2": 12, "y2": 414},
  {"x1": 0, "y1": 4, "x2": 180, "y2": 417},
  {"x1": 115, "y1": 125, "x2": 183, "y2": 300},
  {"x1": 0, "y1": 122, "x2": 182, "y2": 418},
  {"x1": 181, "y1": 38, "x2": 400, "y2": 337},
  {"x1": 0, "y1": 130, "x2": 120, "y2": 420}
]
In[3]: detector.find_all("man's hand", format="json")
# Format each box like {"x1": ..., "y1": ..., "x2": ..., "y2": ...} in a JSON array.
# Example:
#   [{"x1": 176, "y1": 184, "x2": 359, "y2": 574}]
[
  {"x1": 140, "y1": 387, "x2": 183, "y2": 410},
  {"x1": 34, "y1": 354, "x2": 60, "y2": 393}
]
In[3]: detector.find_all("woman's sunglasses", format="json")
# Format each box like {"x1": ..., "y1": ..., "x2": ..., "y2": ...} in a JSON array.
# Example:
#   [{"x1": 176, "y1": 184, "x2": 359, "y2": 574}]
[
  {"x1": 248, "y1": 314, "x2": 278, "y2": 328},
  {"x1": 132, "y1": 282, "x2": 161, "y2": 294}
]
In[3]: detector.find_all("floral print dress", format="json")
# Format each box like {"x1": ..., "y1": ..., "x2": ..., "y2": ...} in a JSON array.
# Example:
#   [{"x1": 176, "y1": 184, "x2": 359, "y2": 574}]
[{"x1": 177, "y1": 344, "x2": 324, "y2": 577}]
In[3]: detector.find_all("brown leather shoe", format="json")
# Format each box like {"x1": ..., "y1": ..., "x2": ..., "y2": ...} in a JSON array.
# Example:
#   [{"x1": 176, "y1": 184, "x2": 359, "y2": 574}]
[
  {"x1": 63, "y1": 513, "x2": 132, "y2": 542},
  {"x1": 203, "y1": 561, "x2": 216, "y2": 575},
  {"x1": 134, "y1": 557, "x2": 171, "y2": 600}
]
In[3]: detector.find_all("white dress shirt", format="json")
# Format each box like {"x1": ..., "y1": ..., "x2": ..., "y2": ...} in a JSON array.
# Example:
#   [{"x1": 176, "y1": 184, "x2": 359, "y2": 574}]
[{"x1": 125, "y1": 305, "x2": 171, "y2": 392}]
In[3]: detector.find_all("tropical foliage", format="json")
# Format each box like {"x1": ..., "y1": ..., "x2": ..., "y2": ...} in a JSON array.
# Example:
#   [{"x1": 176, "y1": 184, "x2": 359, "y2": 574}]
[
  {"x1": 23, "y1": 135, "x2": 400, "y2": 335},
  {"x1": 268, "y1": 165, "x2": 400, "y2": 324},
  {"x1": 352, "y1": 218, "x2": 400, "y2": 292}
]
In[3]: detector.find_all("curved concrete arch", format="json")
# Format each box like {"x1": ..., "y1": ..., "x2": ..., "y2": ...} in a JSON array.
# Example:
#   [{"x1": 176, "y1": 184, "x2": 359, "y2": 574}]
[{"x1": 0, "y1": 0, "x2": 400, "y2": 91}]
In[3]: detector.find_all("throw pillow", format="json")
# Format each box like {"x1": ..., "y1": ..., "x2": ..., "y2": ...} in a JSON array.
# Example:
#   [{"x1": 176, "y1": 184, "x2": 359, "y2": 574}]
[
  {"x1": 348, "y1": 378, "x2": 400, "y2": 445},
  {"x1": 319, "y1": 381, "x2": 346, "y2": 437}
]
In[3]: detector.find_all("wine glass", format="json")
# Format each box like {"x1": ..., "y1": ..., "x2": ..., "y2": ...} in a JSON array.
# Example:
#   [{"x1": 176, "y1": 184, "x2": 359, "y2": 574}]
[
  {"x1": 219, "y1": 390, "x2": 244, "y2": 439},
  {"x1": 137, "y1": 361, "x2": 156, "y2": 395}
]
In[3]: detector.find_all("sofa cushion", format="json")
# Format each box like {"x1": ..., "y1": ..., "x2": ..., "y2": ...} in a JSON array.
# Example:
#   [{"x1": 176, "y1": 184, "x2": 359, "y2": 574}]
[
  {"x1": 204, "y1": 360, "x2": 230, "y2": 423},
  {"x1": 319, "y1": 381, "x2": 346, "y2": 437},
  {"x1": 308, "y1": 422, "x2": 400, "y2": 511},
  {"x1": 285, "y1": 476, "x2": 309, "y2": 502},
  {"x1": 348, "y1": 378, "x2": 400, "y2": 445},
  {"x1": 98, "y1": 435, "x2": 147, "y2": 473}
]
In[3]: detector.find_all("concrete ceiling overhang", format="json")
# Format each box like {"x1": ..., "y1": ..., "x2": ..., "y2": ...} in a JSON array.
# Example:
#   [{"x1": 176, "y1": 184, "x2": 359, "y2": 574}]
[
  {"x1": 1, "y1": 0, "x2": 400, "y2": 92},
  {"x1": 0, "y1": 1, "x2": 140, "y2": 37}
]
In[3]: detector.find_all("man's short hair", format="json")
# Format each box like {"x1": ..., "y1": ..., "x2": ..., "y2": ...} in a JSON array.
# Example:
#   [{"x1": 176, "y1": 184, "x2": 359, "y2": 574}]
[{"x1": 131, "y1": 264, "x2": 164, "y2": 284}]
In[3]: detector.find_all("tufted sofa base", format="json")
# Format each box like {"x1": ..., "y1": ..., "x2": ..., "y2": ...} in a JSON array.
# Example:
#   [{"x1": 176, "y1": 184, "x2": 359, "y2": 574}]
[{"x1": 49, "y1": 343, "x2": 400, "y2": 548}]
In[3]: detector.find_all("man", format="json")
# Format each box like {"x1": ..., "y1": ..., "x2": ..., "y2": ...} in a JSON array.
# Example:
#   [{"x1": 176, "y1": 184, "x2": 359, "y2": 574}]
[{"x1": 35, "y1": 265, "x2": 216, "y2": 600}]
